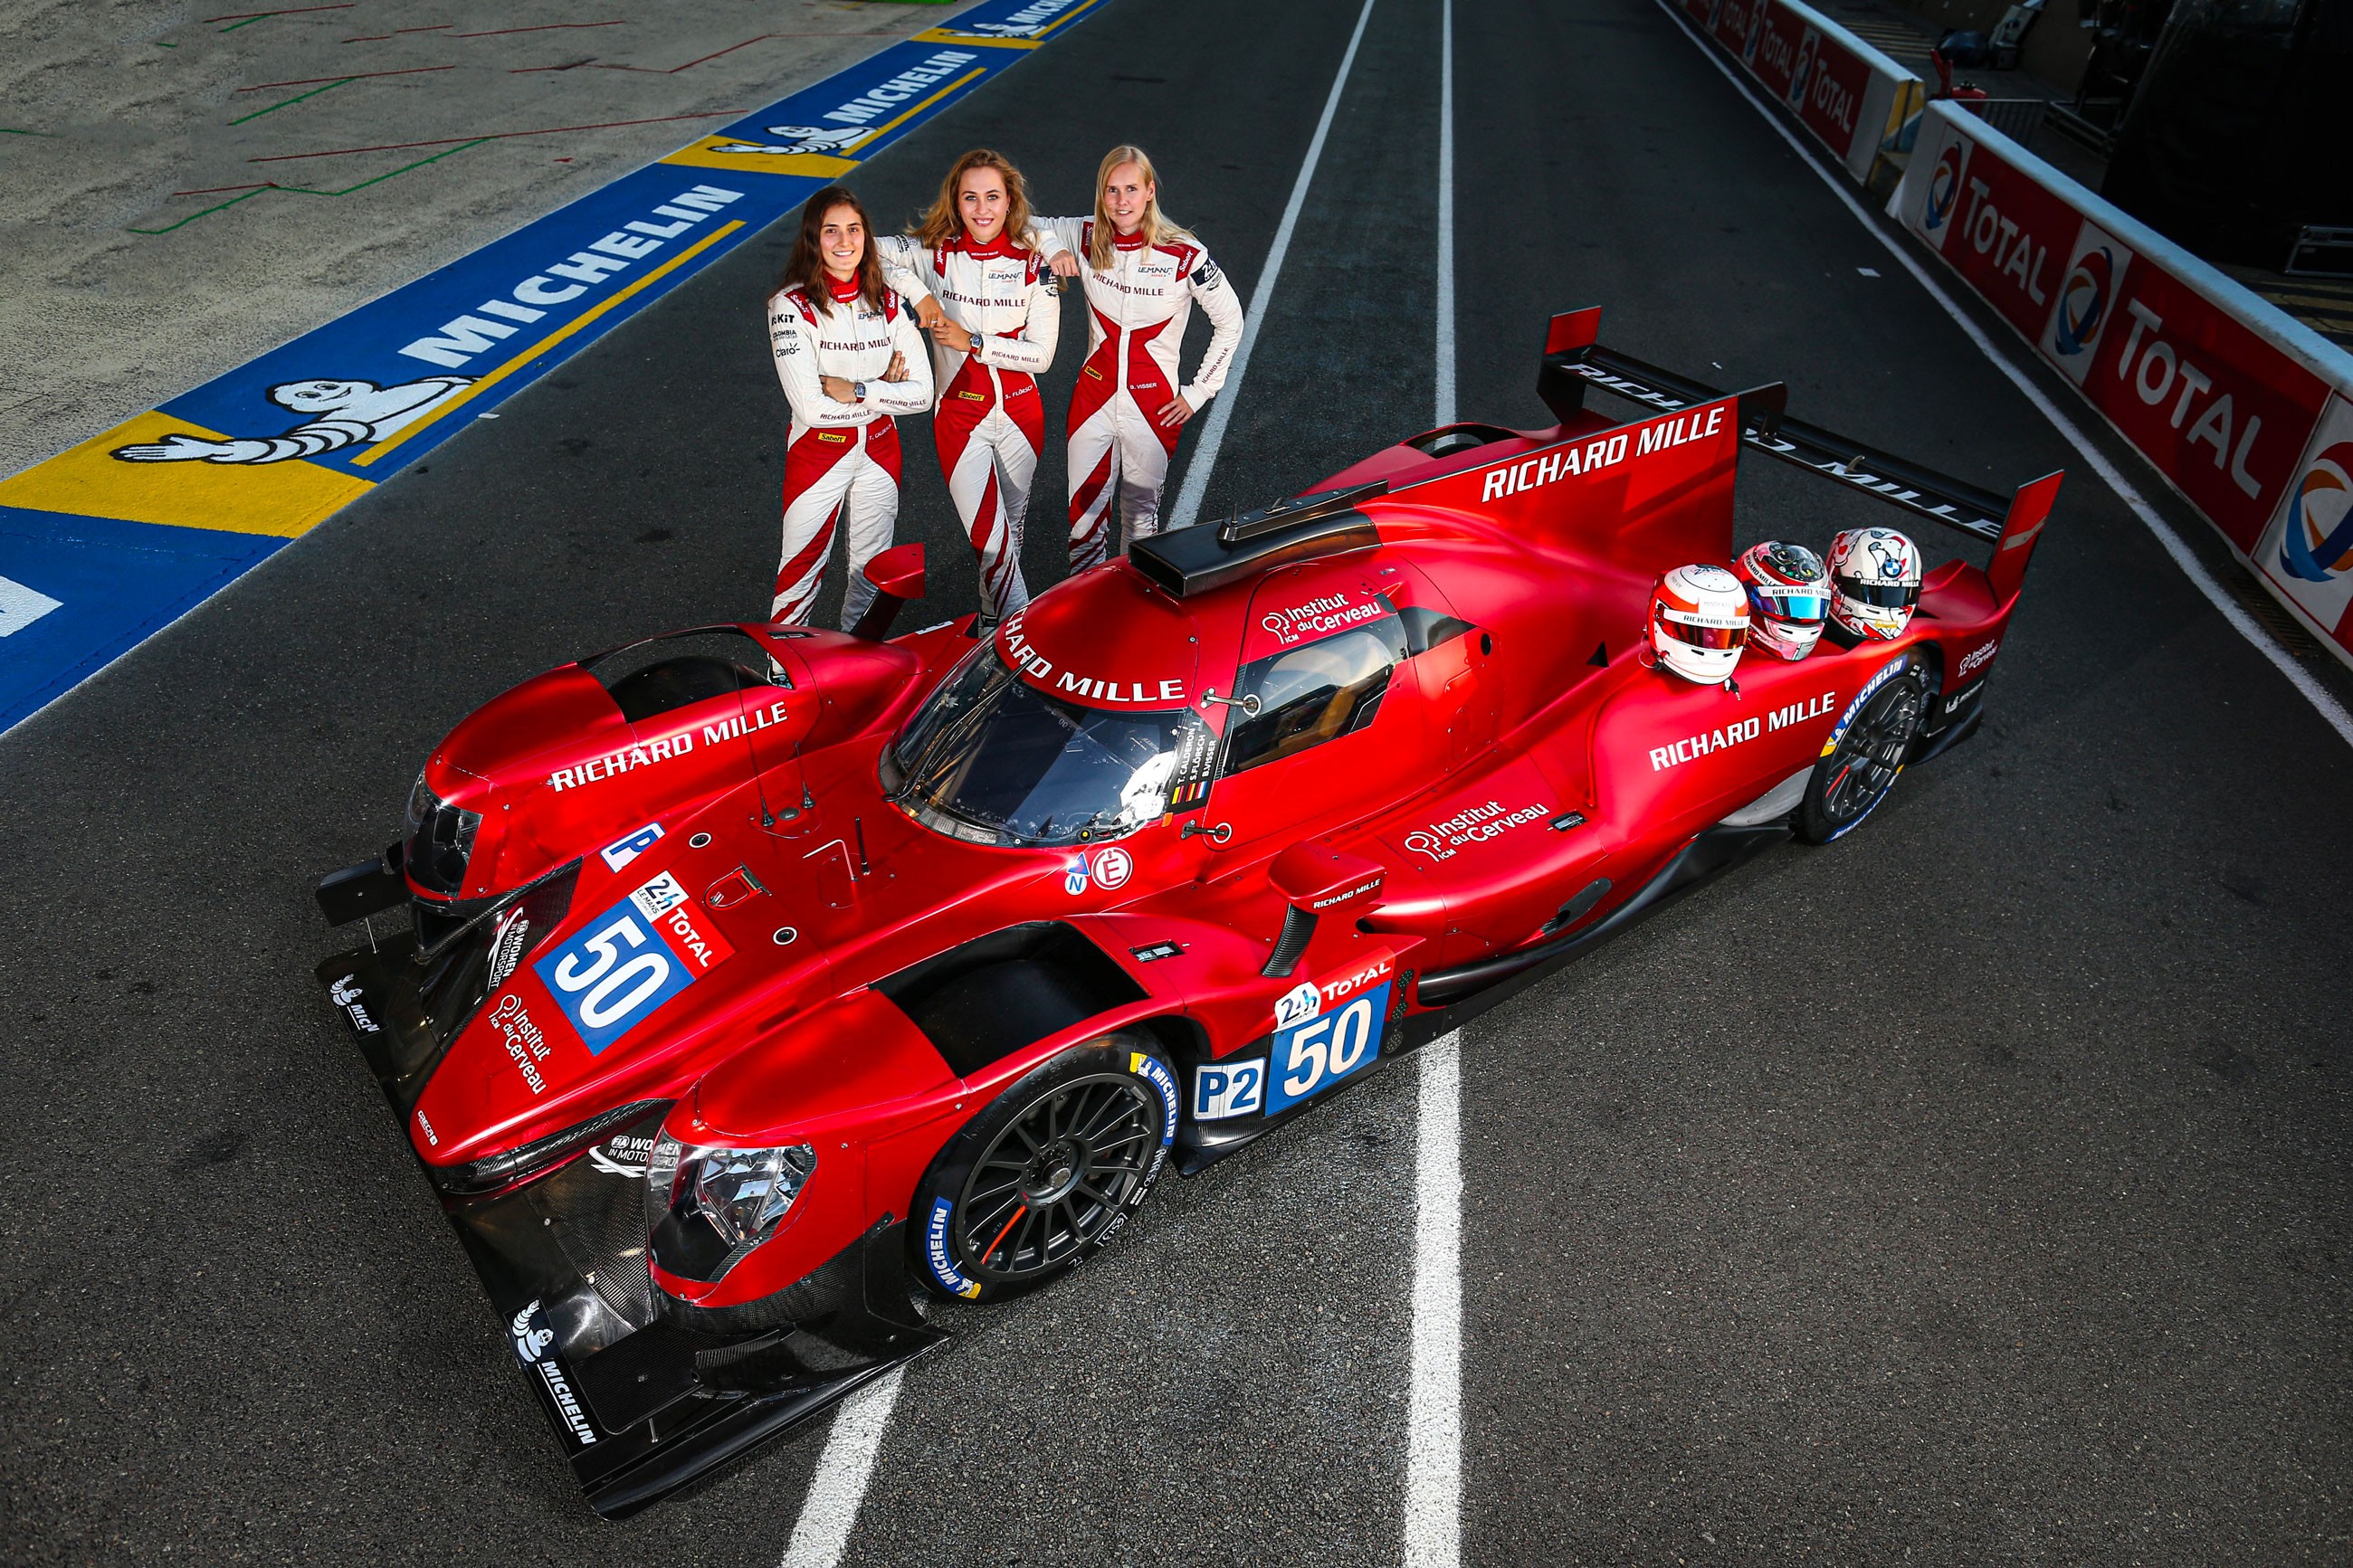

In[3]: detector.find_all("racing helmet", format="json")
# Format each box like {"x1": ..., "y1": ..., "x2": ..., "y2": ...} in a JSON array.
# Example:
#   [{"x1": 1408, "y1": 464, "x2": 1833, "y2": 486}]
[
  {"x1": 1826, "y1": 527, "x2": 1922, "y2": 640},
  {"x1": 1648, "y1": 564, "x2": 1749, "y2": 685},
  {"x1": 1733, "y1": 540, "x2": 1830, "y2": 660}
]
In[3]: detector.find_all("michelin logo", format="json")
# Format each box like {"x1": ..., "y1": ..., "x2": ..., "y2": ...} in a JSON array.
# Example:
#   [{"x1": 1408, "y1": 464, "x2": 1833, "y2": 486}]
[
  {"x1": 926, "y1": 1196, "x2": 982, "y2": 1298},
  {"x1": 709, "y1": 123, "x2": 872, "y2": 157},
  {"x1": 113, "y1": 377, "x2": 470, "y2": 465},
  {"x1": 509, "y1": 1300, "x2": 595, "y2": 1447}
]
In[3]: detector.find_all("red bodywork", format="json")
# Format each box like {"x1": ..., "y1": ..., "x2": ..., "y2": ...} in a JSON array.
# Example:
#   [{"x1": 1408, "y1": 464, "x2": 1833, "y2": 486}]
[{"x1": 374, "y1": 310, "x2": 2058, "y2": 1318}]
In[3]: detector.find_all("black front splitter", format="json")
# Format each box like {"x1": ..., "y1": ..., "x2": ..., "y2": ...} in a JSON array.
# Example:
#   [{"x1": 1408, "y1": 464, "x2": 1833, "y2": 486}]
[{"x1": 316, "y1": 942, "x2": 945, "y2": 1518}]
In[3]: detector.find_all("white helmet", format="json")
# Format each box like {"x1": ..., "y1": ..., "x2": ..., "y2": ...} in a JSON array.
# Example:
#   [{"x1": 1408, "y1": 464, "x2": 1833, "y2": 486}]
[
  {"x1": 1733, "y1": 540, "x2": 1829, "y2": 660},
  {"x1": 1648, "y1": 564, "x2": 1749, "y2": 685},
  {"x1": 1826, "y1": 527, "x2": 1921, "y2": 641}
]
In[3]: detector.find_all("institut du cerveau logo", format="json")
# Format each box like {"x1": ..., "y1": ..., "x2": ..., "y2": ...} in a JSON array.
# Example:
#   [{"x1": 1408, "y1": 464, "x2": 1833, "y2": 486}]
[
  {"x1": 2038, "y1": 219, "x2": 2136, "y2": 385},
  {"x1": 1920, "y1": 136, "x2": 1970, "y2": 248}
]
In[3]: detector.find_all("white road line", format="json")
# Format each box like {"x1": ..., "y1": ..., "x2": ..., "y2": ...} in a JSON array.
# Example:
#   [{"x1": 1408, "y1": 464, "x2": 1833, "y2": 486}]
[
  {"x1": 1434, "y1": 0, "x2": 1457, "y2": 431},
  {"x1": 1403, "y1": 1029, "x2": 1463, "y2": 1568},
  {"x1": 1166, "y1": 0, "x2": 1380, "y2": 532},
  {"x1": 1653, "y1": 0, "x2": 2353, "y2": 750},
  {"x1": 777, "y1": 1368, "x2": 906, "y2": 1568}
]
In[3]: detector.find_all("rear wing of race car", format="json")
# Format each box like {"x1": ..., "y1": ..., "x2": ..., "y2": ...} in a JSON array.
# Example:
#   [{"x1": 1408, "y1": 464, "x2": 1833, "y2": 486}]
[{"x1": 1534, "y1": 307, "x2": 2062, "y2": 603}]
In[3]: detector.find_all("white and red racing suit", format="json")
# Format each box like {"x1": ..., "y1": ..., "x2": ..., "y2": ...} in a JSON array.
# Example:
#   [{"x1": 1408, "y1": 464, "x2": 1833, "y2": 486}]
[
  {"x1": 878, "y1": 232, "x2": 1061, "y2": 621},
  {"x1": 1033, "y1": 219, "x2": 1244, "y2": 571},
  {"x1": 767, "y1": 276, "x2": 933, "y2": 629}
]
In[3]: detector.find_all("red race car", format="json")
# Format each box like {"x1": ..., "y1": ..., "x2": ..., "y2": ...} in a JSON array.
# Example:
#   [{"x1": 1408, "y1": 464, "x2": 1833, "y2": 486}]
[{"x1": 316, "y1": 307, "x2": 2060, "y2": 1515}]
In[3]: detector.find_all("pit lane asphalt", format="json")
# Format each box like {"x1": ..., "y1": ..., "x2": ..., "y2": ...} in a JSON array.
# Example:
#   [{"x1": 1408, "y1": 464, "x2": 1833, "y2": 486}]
[{"x1": 5, "y1": 0, "x2": 2350, "y2": 1561}]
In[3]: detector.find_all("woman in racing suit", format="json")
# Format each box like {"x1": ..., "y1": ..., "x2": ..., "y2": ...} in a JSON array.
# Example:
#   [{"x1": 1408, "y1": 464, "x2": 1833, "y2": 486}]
[
  {"x1": 767, "y1": 185, "x2": 932, "y2": 629},
  {"x1": 1036, "y1": 146, "x2": 1245, "y2": 572},
  {"x1": 878, "y1": 149, "x2": 1061, "y2": 622}
]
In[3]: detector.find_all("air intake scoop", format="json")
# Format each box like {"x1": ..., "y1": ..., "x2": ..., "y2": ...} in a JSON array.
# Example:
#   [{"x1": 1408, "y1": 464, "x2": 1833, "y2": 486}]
[{"x1": 1128, "y1": 482, "x2": 1388, "y2": 598}]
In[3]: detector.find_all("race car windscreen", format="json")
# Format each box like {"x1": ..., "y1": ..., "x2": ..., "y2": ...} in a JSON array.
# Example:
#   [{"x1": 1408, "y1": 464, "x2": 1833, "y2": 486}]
[{"x1": 887, "y1": 649, "x2": 1205, "y2": 848}]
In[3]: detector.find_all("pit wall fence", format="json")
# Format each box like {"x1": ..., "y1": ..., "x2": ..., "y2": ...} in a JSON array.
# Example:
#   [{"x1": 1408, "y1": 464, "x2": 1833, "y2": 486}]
[{"x1": 1669, "y1": 0, "x2": 2353, "y2": 673}]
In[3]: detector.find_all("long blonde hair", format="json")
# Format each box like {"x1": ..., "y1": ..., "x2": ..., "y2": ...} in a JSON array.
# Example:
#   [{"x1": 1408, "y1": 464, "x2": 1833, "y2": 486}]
[
  {"x1": 913, "y1": 148, "x2": 1035, "y2": 250},
  {"x1": 1087, "y1": 145, "x2": 1196, "y2": 271}
]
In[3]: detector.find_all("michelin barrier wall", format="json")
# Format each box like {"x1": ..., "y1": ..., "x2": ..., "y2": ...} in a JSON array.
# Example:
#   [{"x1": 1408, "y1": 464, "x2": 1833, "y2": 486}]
[
  {"x1": 1890, "y1": 101, "x2": 2353, "y2": 671},
  {"x1": 0, "y1": 0, "x2": 1106, "y2": 736},
  {"x1": 1678, "y1": 0, "x2": 1924, "y2": 189}
]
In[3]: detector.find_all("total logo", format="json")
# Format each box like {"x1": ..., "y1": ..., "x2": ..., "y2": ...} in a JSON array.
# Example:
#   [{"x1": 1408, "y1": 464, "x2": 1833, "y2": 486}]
[
  {"x1": 1923, "y1": 139, "x2": 1967, "y2": 236},
  {"x1": 2049, "y1": 245, "x2": 2114, "y2": 359},
  {"x1": 2279, "y1": 441, "x2": 2353, "y2": 584},
  {"x1": 1062, "y1": 845, "x2": 1133, "y2": 895}
]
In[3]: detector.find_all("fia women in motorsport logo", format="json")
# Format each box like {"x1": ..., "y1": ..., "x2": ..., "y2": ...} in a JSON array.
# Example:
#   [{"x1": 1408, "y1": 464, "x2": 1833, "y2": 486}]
[
  {"x1": 2050, "y1": 245, "x2": 2115, "y2": 358},
  {"x1": 2280, "y1": 442, "x2": 2353, "y2": 584}
]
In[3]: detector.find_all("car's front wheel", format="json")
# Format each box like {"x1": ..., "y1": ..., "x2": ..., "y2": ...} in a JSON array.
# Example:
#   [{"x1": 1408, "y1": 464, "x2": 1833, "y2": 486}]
[
  {"x1": 911, "y1": 1033, "x2": 1177, "y2": 1303},
  {"x1": 1796, "y1": 669, "x2": 1927, "y2": 843}
]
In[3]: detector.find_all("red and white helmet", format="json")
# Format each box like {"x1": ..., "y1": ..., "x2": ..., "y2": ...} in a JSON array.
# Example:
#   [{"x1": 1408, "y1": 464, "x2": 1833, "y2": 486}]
[
  {"x1": 1733, "y1": 540, "x2": 1829, "y2": 660},
  {"x1": 1648, "y1": 564, "x2": 1749, "y2": 685},
  {"x1": 1825, "y1": 527, "x2": 1921, "y2": 641}
]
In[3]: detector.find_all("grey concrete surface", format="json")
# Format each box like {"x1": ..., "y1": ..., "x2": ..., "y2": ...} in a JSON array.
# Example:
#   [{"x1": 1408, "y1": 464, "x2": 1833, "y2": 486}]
[
  {"x1": 0, "y1": 0, "x2": 978, "y2": 480},
  {"x1": 2, "y1": 0, "x2": 2349, "y2": 1561}
]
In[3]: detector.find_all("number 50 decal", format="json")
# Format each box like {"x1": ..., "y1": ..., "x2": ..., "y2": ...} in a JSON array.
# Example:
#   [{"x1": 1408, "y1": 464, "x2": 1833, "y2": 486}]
[
  {"x1": 534, "y1": 904, "x2": 694, "y2": 1054},
  {"x1": 1264, "y1": 982, "x2": 1393, "y2": 1115}
]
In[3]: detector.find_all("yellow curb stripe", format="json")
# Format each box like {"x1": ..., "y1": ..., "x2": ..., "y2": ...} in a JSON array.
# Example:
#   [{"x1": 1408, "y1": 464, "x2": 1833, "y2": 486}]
[{"x1": 355, "y1": 219, "x2": 746, "y2": 467}]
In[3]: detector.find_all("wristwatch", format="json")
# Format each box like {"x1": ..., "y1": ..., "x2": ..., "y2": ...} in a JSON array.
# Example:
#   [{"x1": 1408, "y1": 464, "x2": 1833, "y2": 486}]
[{"x1": 852, "y1": 381, "x2": 868, "y2": 401}]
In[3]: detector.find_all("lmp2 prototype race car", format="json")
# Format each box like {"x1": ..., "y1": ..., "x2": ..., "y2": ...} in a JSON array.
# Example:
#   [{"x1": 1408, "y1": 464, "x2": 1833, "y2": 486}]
[{"x1": 315, "y1": 306, "x2": 2061, "y2": 1515}]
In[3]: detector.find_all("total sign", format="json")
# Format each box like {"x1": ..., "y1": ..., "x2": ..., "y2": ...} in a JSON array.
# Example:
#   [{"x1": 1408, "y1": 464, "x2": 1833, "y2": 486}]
[
  {"x1": 2254, "y1": 394, "x2": 2353, "y2": 640},
  {"x1": 533, "y1": 870, "x2": 735, "y2": 1054},
  {"x1": 2043, "y1": 234, "x2": 2329, "y2": 551}
]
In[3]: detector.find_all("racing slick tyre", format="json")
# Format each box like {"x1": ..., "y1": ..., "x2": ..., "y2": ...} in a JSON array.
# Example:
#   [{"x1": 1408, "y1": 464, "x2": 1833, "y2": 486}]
[
  {"x1": 910, "y1": 1032, "x2": 1179, "y2": 1304},
  {"x1": 1795, "y1": 670, "x2": 1928, "y2": 844}
]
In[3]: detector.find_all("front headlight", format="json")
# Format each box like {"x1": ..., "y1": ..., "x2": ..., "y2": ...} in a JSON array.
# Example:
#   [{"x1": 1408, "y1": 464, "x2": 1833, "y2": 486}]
[
  {"x1": 405, "y1": 772, "x2": 483, "y2": 898},
  {"x1": 646, "y1": 1138, "x2": 817, "y2": 1283}
]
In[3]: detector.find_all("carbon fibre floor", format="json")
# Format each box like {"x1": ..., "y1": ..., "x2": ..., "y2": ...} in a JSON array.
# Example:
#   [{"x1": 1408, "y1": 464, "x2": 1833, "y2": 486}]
[{"x1": 5, "y1": 0, "x2": 2350, "y2": 1562}]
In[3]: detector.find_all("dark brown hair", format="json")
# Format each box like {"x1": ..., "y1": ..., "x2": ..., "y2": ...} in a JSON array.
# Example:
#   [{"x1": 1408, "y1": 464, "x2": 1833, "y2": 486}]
[
  {"x1": 776, "y1": 185, "x2": 889, "y2": 315},
  {"x1": 912, "y1": 149, "x2": 1035, "y2": 250}
]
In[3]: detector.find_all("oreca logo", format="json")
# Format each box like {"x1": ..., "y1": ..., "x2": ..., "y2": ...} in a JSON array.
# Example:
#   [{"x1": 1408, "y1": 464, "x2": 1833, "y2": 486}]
[
  {"x1": 2050, "y1": 246, "x2": 2114, "y2": 358},
  {"x1": 2280, "y1": 442, "x2": 2353, "y2": 584},
  {"x1": 1924, "y1": 143, "x2": 1966, "y2": 232}
]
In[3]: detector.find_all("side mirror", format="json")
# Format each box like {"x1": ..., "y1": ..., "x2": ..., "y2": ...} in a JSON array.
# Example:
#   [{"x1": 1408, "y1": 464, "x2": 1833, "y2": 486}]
[
  {"x1": 850, "y1": 543, "x2": 927, "y2": 641},
  {"x1": 1262, "y1": 840, "x2": 1386, "y2": 978}
]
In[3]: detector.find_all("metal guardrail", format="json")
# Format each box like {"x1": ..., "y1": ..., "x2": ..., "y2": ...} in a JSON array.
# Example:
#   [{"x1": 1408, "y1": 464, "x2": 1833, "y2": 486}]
[{"x1": 1957, "y1": 96, "x2": 2045, "y2": 147}]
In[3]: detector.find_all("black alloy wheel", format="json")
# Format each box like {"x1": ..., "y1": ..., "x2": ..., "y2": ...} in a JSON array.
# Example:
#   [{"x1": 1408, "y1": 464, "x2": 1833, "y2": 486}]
[
  {"x1": 912, "y1": 1035, "x2": 1175, "y2": 1303},
  {"x1": 1796, "y1": 670, "x2": 1927, "y2": 843}
]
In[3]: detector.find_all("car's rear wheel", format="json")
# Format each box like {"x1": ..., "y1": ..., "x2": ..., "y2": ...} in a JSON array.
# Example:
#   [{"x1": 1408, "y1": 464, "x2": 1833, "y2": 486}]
[
  {"x1": 1796, "y1": 670, "x2": 1927, "y2": 843},
  {"x1": 911, "y1": 1033, "x2": 1177, "y2": 1303}
]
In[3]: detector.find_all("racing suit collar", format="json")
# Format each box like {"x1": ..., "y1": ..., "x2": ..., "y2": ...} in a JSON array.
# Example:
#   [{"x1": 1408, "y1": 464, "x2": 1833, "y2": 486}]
[
  {"x1": 955, "y1": 231, "x2": 1019, "y2": 259},
  {"x1": 824, "y1": 274, "x2": 863, "y2": 305}
]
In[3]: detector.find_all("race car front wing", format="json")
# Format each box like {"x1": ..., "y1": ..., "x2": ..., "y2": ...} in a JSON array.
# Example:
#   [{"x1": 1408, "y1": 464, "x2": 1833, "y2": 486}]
[{"x1": 317, "y1": 936, "x2": 942, "y2": 1517}]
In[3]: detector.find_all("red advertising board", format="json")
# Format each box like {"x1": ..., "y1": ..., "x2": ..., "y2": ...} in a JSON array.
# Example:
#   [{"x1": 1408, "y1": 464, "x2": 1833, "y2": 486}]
[
  {"x1": 2072, "y1": 254, "x2": 2329, "y2": 550},
  {"x1": 1922, "y1": 129, "x2": 2085, "y2": 344},
  {"x1": 1749, "y1": 1, "x2": 1808, "y2": 97},
  {"x1": 1712, "y1": 0, "x2": 1766, "y2": 61},
  {"x1": 1789, "y1": 24, "x2": 1873, "y2": 156}
]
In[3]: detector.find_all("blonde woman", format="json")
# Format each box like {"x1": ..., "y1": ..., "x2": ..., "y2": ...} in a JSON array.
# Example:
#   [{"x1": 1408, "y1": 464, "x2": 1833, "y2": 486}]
[
  {"x1": 877, "y1": 148, "x2": 1061, "y2": 622},
  {"x1": 1035, "y1": 147, "x2": 1245, "y2": 571}
]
